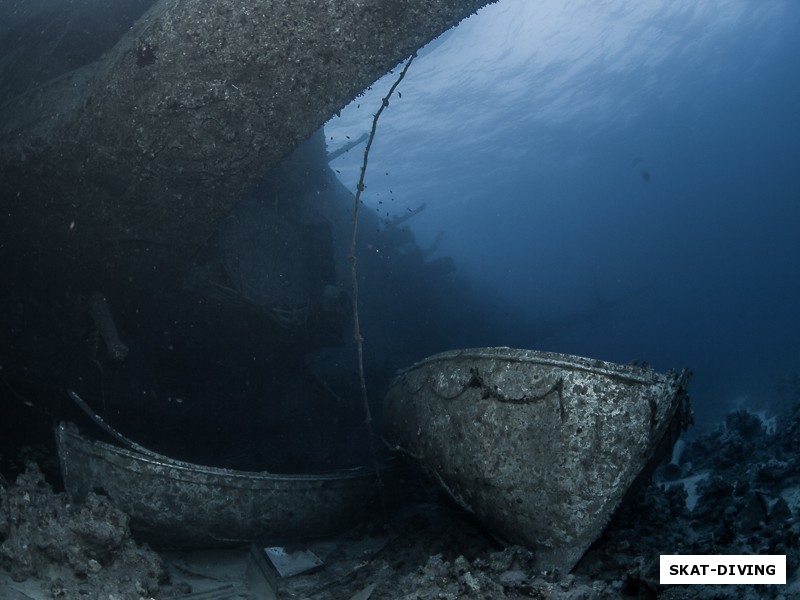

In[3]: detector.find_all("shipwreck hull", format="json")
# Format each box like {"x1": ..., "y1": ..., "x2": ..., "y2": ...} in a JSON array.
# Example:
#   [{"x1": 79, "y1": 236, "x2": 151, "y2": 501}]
[
  {"x1": 383, "y1": 347, "x2": 691, "y2": 573},
  {"x1": 56, "y1": 422, "x2": 381, "y2": 547}
]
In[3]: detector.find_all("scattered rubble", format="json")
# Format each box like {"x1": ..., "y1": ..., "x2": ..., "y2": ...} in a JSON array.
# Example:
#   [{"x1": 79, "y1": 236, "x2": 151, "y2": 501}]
[
  {"x1": 0, "y1": 463, "x2": 166, "y2": 599},
  {"x1": 575, "y1": 405, "x2": 800, "y2": 599},
  {"x1": 2, "y1": 401, "x2": 799, "y2": 599}
]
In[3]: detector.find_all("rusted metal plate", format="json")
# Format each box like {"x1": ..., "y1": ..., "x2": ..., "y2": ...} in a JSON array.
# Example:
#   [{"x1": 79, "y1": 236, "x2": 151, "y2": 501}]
[
  {"x1": 383, "y1": 347, "x2": 691, "y2": 574},
  {"x1": 56, "y1": 422, "x2": 380, "y2": 547}
]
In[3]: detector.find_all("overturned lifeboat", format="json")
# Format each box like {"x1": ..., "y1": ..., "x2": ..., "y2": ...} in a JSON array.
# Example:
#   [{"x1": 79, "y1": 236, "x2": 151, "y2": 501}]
[{"x1": 383, "y1": 347, "x2": 691, "y2": 573}]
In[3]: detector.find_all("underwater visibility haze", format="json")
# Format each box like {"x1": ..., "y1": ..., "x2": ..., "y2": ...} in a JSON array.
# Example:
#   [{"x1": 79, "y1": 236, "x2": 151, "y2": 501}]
[
  {"x1": 3, "y1": 0, "x2": 800, "y2": 597},
  {"x1": 328, "y1": 0, "x2": 800, "y2": 428}
]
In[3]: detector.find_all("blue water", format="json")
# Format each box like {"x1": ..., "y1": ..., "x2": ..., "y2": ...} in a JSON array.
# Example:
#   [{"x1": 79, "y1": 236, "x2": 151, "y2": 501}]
[{"x1": 326, "y1": 0, "x2": 800, "y2": 426}]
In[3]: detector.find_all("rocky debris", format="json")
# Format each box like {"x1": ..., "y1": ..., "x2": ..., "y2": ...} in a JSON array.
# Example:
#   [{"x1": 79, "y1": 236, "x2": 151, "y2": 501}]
[
  {"x1": 574, "y1": 404, "x2": 800, "y2": 598},
  {"x1": 312, "y1": 400, "x2": 800, "y2": 599},
  {"x1": 2, "y1": 400, "x2": 799, "y2": 599},
  {"x1": 271, "y1": 491, "x2": 645, "y2": 599},
  {"x1": 385, "y1": 546, "x2": 632, "y2": 600},
  {"x1": 0, "y1": 463, "x2": 166, "y2": 599}
]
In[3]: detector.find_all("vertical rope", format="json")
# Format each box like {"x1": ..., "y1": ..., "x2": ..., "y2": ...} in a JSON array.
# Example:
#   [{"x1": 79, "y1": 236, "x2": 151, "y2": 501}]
[{"x1": 348, "y1": 54, "x2": 416, "y2": 502}]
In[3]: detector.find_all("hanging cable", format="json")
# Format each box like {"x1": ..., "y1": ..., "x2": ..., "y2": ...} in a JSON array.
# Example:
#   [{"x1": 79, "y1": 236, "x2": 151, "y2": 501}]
[{"x1": 348, "y1": 53, "x2": 416, "y2": 502}]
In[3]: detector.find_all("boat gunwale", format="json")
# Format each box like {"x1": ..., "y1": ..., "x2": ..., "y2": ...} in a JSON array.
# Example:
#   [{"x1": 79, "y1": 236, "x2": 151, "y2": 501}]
[
  {"x1": 57, "y1": 422, "x2": 381, "y2": 486},
  {"x1": 391, "y1": 347, "x2": 682, "y2": 387}
]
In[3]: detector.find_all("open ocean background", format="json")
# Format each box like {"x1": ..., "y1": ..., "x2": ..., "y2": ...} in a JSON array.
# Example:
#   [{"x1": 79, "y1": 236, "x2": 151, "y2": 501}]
[{"x1": 326, "y1": 0, "x2": 800, "y2": 428}]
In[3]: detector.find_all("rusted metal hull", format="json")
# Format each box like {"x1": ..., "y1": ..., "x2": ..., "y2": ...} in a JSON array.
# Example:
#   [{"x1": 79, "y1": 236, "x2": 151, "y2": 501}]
[
  {"x1": 56, "y1": 422, "x2": 380, "y2": 547},
  {"x1": 383, "y1": 348, "x2": 691, "y2": 573}
]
